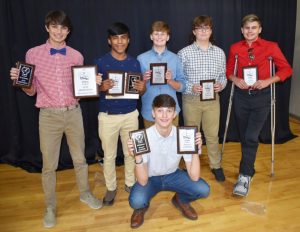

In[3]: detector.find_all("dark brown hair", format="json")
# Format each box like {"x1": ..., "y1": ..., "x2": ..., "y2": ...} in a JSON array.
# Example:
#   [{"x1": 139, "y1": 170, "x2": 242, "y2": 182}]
[
  {"x1": 190, "y1": 15, "x2": 214, "y2": 44},
  {"x1": 192, "y1": 15, "x2": 213, "y2": 30},
  {"x1": 45, "y1": 10, "x2": 72, "y2": 31},
  {"x1": 152, "y1": 94, "x2": 176, "y2": 109}
]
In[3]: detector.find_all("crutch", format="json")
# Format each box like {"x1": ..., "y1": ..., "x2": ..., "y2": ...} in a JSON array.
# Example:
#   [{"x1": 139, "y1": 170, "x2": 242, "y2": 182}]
[
  {"x1": 269, "y1": 57, "x2": 276, "y2": 177},
  {"x1": 221, "y1": 54, "x2": 238, "y2": 158}
]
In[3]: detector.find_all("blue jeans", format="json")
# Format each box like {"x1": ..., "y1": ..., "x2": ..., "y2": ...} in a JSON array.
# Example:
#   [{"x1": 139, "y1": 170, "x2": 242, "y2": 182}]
[{"x1": 129, "y1": 169, "x2": 210, "y2": 209}]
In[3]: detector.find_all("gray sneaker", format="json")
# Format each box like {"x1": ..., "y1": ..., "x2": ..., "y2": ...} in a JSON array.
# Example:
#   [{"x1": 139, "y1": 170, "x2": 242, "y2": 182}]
[
  {"x1": 80, "y1": 192, "x2": 103, "y2": 209},
  {"x1": 103, "y1": 189, "x2": 117, "y2": 206},
  {"x1": 43, "y1": 207, "x2": 56, "y2": 228},
  {"x1": 233, "y1": 174, "x2": 252, "y2": 197}
]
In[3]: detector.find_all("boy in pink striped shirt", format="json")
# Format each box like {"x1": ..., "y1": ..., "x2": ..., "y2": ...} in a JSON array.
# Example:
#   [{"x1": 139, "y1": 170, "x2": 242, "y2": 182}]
[{"x1": 10, "y1": 10, "x2": 102, "y2": 228}]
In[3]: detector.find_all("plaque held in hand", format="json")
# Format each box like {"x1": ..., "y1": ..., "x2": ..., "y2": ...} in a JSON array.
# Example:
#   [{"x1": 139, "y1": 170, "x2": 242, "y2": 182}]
[
  {"x1": 200, "y1": 79, "x2": 215, "y2": 101},
  {"x1": 129, "y1": 129, "x2": 151, "y2": 156},
  {"x1": 243, "y1": 66, "x2": 258, "y2": 86},
  {"x1": 177, "y1": 126, "x2": 198, "y2": 154},
  {"x1": 107, "y1": 71, "x2": 125, "y2": 96},
  {"x1": 150, "y1": 63, "x2": 167, "y2": 85},
  {"x1": 126, "y1": 72, "x2": 142, "y2": 94},
  {"x1": 72, "y1": 65, "x2": 99, "y2": 98},
  {"x1": 13, "y1": 62, "x2": 35, "y2": 88}
]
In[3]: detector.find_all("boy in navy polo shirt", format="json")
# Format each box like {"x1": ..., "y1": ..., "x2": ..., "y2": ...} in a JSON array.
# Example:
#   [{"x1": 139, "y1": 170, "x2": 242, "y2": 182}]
[{"x1": 95, "y1": 22, "x2": 146, "y2": 205}]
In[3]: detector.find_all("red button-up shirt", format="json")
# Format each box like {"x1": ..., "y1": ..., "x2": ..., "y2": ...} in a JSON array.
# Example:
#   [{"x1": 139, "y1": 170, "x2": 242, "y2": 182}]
[
  {"x1": 26, "y1": 40, "x2": 83, "y2": 108},
  {"x1": 226, "y1": 38, "x2": 292, "y2": 81}
]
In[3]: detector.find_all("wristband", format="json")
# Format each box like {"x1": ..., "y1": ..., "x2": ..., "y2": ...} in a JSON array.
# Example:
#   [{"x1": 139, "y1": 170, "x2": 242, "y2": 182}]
[{"x1": 135, "y1": 158, "x2": 143, "y2": 165}]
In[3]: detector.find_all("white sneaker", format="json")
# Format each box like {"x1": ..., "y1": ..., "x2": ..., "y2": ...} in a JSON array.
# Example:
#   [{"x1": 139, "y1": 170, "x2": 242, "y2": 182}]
[
  {"x1": 43, "y1": 207, "x2": 56, "y2": 228},
  {"x1": 233, "y1": 174, "x2": 252, "y2": 197},
  {"x1": 80, "y1": 192, "x2": 103, "y2": 209}
]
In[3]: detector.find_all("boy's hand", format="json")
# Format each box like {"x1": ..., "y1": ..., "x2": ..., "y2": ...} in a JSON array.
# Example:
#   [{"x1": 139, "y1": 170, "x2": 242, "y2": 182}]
[
  {"x1": 142, "y1": 70, "x2": 152, "y2": 81},
  {"x1": 192, "y1": 83, "x2": 202, "y2": 94},
  {"x1": 99, "y1": 79, "x2": 113, "y2": 92},
  {"x1": 10, "y1": 67, "x2": 19, "y2": 81},
  {"x1": 165, "y1": 69, "x2": 173, "y2": 82},
  {"x1": 134, "y1": 80, "x2": 146, "y2": 94},
  {"x1": 214, "y1": 81, "x2": 222, "y2": 92},
  {"x1": 96, "y1": 73, "x2": 103, "y2": 85},
  {"x1": 195, "y1": 132, "x2": 202, "y2": 155}
]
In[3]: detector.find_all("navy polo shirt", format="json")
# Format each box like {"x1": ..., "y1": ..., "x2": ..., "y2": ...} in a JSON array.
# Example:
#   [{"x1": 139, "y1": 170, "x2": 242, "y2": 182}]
[{"x1": 95, "y1": 52, "x2": 141, "y2": 114}]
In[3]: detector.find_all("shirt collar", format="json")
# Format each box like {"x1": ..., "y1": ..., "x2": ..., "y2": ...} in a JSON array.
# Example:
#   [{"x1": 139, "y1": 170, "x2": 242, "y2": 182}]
[
  {"x1": 153, "y1": 125, "x2": 175, "y2": 139},
  {"x1": 241, "y1": 37, "x2": 263, "y2": 47},
  {"x1": 151, "y1": 46, "x2": 168, "y2": 56},
  {"x1": 192, "y1": 42, "x2": 214, "y2": 51}
]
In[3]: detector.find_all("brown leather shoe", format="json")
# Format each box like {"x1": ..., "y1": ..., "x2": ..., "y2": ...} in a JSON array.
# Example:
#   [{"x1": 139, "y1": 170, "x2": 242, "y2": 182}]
[
  {"x1": 171, "y1": 193, "x2": 198, "y2": 220},
  {"x1": 130, "y1": 207, "x2": 149, "y2": 228}
]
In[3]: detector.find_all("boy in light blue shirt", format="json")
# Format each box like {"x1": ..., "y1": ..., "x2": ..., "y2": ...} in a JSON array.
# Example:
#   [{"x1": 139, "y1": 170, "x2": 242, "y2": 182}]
[{"x1": 137, "y1": 21, "x2": 186, "y2": 128}]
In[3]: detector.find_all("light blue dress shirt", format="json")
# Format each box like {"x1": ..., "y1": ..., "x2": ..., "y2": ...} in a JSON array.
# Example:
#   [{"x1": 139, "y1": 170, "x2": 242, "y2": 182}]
[{"x1": 137, "y1": 47, "x2": 186, "y2": 121}]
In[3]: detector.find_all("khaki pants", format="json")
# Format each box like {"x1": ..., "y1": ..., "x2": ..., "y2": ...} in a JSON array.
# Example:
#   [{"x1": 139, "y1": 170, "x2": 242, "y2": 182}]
[
  {"x1": 98, "y1": 110, "x2": 138, "y2": 190},
  {"x1": 182, "y1": 95, "x2": 221, "y2": 169},
  {"x1": 143, "y1": 115, "x2": 179, "y2": 129},
  {"x1": 39, "y1": 106, "x2": 89, "y2": 208}
]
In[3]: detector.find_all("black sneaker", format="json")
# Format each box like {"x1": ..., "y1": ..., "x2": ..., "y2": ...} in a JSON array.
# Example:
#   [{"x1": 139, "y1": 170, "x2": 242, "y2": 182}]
[
  {"x1": 98, "y1": 158, "x2": 104, "y2": 166},
  {"x1": 211, "y1": 168, "x2": 225, "y2": 182}
]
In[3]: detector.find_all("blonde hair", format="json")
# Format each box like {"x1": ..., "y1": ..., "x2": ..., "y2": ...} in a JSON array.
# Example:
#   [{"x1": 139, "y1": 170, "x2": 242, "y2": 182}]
[{"x1": 241, "y1": 14, "x2": 262, "y2": 27}]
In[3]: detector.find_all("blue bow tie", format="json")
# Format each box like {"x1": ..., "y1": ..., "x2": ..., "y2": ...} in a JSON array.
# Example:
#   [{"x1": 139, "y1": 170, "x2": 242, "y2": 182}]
[{"x1": 50, "y1": 47, "x2": 66, "y2": 55}]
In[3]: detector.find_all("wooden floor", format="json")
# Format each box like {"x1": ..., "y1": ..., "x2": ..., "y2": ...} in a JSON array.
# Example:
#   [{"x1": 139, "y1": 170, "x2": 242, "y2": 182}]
[{"x1": 1, "y1": 119, "x2": 300, "y2": 232}]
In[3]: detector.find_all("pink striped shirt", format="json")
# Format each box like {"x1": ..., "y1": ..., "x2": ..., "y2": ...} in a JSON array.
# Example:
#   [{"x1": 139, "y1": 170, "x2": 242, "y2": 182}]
[{"x1": 26, "y1": 40, "x2": 83, "y2": 108}]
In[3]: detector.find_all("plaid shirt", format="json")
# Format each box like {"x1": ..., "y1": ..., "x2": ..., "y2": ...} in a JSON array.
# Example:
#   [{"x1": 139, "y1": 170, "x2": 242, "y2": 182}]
[
  {"x1": 178, "y1": 42, "x2": 227, "y2": 96},
  {"x1": 26, "y1": 40, "x2": 83, "y2": 108}
]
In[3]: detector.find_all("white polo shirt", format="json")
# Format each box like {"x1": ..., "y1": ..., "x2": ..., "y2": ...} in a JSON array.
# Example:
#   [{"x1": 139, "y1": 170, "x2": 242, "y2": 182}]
[{"x1": 142, "y1": 125, "x2": 192, "y2": 177}]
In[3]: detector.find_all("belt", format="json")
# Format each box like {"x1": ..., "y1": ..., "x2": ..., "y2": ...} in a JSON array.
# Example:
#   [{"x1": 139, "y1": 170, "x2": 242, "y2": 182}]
[
  {"x1": 235, "y1": 87, "x2": 270, "y2": 96},
  {"x1": 41, "y1": 104, "x2": 79, "y2": 113},
  {"x1": 105, "y1": 109, "x2": 136, "y2": 115},
  {"x1": 107, "y1": 112, "x2": 120, "y2": 115}
]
